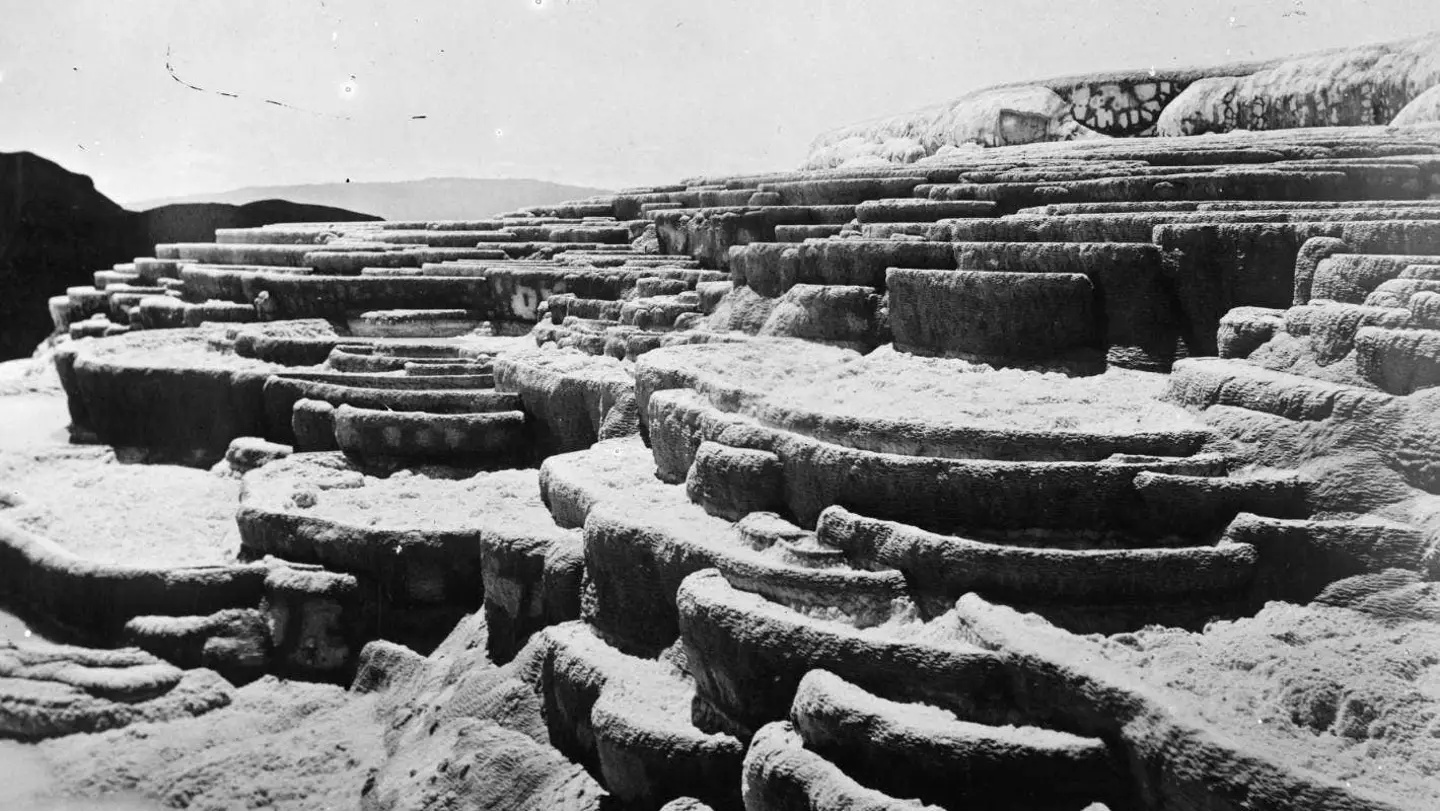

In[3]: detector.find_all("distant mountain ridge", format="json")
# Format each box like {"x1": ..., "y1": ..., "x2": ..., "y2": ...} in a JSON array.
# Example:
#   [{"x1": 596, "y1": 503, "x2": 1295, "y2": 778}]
[
  {"x1": 129, "y1": 178, "x2": 612, "y2": 222},
  {"x1": 0, "y1": 151, "x2": 379, "y2": 360},
  {"x1": 134, "y1": 200, "x2": 381, "y2": 245}
]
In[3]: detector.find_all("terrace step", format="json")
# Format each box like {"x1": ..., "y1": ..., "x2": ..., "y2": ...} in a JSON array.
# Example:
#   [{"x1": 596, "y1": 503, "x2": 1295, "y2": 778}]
[
  {"x1": 163, "y1": 242, "x2": 396, "y2": 267},
  {"x1": 888, "y1": 267, "x2": 1102, "y2": 368},
  {"x1": 329, "y1": 403, "x2": 527, "y2": 466},
  {"x1": 1168, "y1": 356, "x2": 1395, "y2": 420},
  {"x1": 347, "y1": 309, "x2": 486, "y2": 339},
  {"x1": 743, "y1": 722, "x2": 937, "y2": 811},
  {"x1": 730, "y1": 239, "x2": 955, "y2": 296},
  {"x1": 924, "y1": 170, "x2": 1355, "y2": 213},
  {"x1": 649, "y1": 205, "x2": 857, "y2": 268},
  {"x1": 854, "y1": 198, "x2": 997, "y2": 223},
  {"x1": 1222, "y1": 513, "x2": 1433, "y2": 604},
  {"x1": 789, "y1": 670, "x2": 1127, "y2": 811},
  {"x1": 133, "y1": 258, "x2": 186, "y2": 284},
  {"x1": 93, "y1": 270, "x2": 140, "y2": 289},
  {"x1": 817, "y1": 505, "x2": 1258, "y2": 632},
  {"x1": 755, "y1": 176, "x2": 929, "y2": 206},
  {"x1": 535, "y1": 622, "x2": 744, "y2": 810},
  {"x1": 772, "y1": 223, "x2": 846, "y2": 241}
]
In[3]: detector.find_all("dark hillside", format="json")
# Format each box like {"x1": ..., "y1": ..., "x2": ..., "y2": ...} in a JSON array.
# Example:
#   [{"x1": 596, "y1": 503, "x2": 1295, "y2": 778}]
[{"x1": 0, "y1": 153, "x2": 378, "y2": 360}]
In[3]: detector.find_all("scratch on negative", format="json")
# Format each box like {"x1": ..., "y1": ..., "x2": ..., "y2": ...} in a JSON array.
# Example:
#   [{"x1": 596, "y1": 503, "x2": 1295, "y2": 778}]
[{"x1": 165, "y1": 45, "x2": 352, "y2": 121}]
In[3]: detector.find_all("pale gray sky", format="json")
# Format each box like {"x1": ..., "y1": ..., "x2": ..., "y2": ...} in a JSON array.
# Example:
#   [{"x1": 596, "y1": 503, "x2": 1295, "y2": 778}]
[{"x1": 2, "y1": 0, "x2": 1437, "y2": 205}]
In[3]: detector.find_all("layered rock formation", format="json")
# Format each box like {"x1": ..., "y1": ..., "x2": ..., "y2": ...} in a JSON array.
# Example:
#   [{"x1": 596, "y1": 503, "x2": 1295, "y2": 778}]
[
  {"x1": 805, "y1": 33, "x2": 1440, "y2": 169},
  {"x1": 6, "y1": 41, "x2": 1440, "y2": 811}
]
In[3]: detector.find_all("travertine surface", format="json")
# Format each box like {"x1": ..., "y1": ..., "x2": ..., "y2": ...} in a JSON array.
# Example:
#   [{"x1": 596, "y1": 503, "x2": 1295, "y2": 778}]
[{"x1": 8, "y1": 34, "x2": 1440, "y2": 810}]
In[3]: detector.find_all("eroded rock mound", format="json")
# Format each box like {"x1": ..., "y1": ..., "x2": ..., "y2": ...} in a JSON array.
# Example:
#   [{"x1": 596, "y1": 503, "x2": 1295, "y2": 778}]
[
  {"x1": 804, "y1": 33, "x2": 1440, "y2": 166},
  {"x1": 1393, "y1": 83, "x2": 1440, "y2": 127},
  {"x1": 1157, "y1": 36, "x2": 1440, "y2": 136}
]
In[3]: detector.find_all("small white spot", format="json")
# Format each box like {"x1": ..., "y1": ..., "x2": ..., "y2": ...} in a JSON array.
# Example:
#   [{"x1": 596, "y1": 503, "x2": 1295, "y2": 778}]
[
  {"x1": 332, "y1": 31, "x2": 338, "y2": 42},
  {"x1": 494, "y1": 128, "x2": 504, "y2": 138},
  {"x1": 340, "y1": 79, "x2": 358, "y2": 100},
  {"x1": 23, "y1": 630, "x2": 31, "y2": 638}
]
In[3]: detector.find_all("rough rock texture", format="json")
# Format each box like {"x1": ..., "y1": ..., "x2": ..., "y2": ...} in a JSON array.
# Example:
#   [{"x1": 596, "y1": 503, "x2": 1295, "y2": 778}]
[
  {"x1": 791, "y1": 669, "x2": 1126, "y2": 811},
  {"x1": 952, "y1": 241, "x2": 1178, "y2": 370},
  {"x1": 56, "y1": 328, "x2": 283, "y2": 467},
  {"x1": 956, "y1": 595, "x2": 1423, "y2": 811},
  {"x1": 0, "y1": 641, "x2": 233, "y2": 740},
  {"x1": 888, "y1": 268, "x2": 1100, "y2": 365},
  {"x1": 1157, "y1": 36, "x2": 1440, "y2": 136},
  {"x1": 1219, "y1": 306, "x2": 1287, "y2": 359},
  {"x1": 493, "y1": 349, "x2": 635, "y2": 456},
  {"x1": 639, "y1": 342, "x2": 1209, "y2": 463},
  {"x1": 354, "y1": 613, "x2": 609, "y2": 811},
  {"x1": 29, "y1": 677, "x2": 385, "y2": 809},
  {"x1": 13, "y1": 39, "x2": 1440, "y2": 811},
  {"x1": 806, "y1": 85, "x2": 1074, "y2": 168},
  {"x1": 805, "y1": 33, "x2": 1440, "y2": 165},
  {"x1": 743, "y1": 721, "x2": 945, "y2": 811},
  {"x1": 1, "y1": 448, "x2": 241, "y2": 567},
  {"x1": 237, "y1": 453, "x2": 574, "y2": 658},
  {"x1": 1093, "y1": 598, "x2": 1440, "y2": 806}
]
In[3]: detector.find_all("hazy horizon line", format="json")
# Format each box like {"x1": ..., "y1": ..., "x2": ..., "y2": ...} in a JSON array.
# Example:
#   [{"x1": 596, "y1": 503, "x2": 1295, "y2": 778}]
[{"x1": 120, "y1": 173, "x2": 613, "y2": 207}]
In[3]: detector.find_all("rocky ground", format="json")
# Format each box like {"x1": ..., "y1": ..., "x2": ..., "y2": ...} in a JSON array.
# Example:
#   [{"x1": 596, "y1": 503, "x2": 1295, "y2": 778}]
[
  {"x1": 0, "y1": 741, "x2": 162, "y2": 811},
  {"x1": 1094, "y1": 596, "x2": 1440, "y2": 806},
  {"x1": 0, "y1": 678, "x2": 382, "y2": 811},
  {"x1": 0, "y1": 354, "x2": 243, "y2": 568},
  {"x1": 0, "y1": 357, "x2": 71, "y2": 648},
  {"x1": 2, "y1": 352, "x2": 1435, "y2": 807},
  {"x1": 765, "y1": 344, "x2": 1203, "y2": 434},
  {"x1": 36, "y1": 678, "x2": 383, "y2": 811},
  {"x1": 250, "y1": 458, "x2": 552, "y2": 535},
  {"x1": 0, "y1": 356, "x2": 381, "y2": 809}
]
